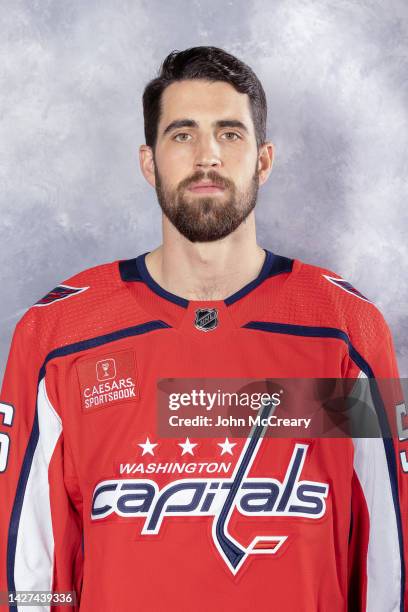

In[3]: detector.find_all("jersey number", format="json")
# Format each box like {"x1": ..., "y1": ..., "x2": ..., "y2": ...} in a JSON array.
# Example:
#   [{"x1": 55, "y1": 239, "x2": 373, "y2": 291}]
[{"x1": 0, "y1": 402, "x2": 14, "y2": 473}]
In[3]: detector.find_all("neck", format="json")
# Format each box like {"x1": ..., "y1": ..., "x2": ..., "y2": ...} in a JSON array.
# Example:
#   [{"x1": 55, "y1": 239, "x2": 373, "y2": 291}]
[{"x1": 144, "y1": 213, "x2": 266, "y2": 301}]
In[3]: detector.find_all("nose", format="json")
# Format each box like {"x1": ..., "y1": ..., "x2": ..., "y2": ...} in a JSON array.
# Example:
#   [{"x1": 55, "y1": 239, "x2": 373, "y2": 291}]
[{"x1": 195, "y1": 135, "x2": 222, "y2": 169}]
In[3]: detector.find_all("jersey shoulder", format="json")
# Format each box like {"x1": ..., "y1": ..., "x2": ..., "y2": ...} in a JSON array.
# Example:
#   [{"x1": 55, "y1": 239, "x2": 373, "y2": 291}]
[
  {"x1": 34, "y1": 260, "x2": 116, "y2": 306},
  {"x1": 287, "y1": 258, "x2": 393, "y2": 358},
  {"x1": 13, "y1": 258, "x2": 141, "y2": 360}
]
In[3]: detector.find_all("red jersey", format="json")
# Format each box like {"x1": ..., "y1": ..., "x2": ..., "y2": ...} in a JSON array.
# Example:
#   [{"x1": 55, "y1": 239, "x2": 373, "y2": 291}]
[{"x1": 0, "y1": 248, "x2": 406, "y2": 611}]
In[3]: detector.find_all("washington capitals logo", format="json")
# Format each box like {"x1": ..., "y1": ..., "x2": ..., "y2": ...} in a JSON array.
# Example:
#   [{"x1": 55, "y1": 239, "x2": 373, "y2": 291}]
[
  {"x1": 34, "y1": 284, "x2": 89, "y2": 307},
  {"x1": 91, "y1": 402, "x2": 329, "y2": 574},
  {"x1": 194, "y1": 308, "x2": 218, "y2": 331},
  {"x1": 323, "y1": 275, "x2": 371, "y2": 303}
]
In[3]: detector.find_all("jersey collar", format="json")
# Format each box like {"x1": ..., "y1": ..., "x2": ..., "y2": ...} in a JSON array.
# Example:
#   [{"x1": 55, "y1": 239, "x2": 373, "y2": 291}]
[{"x1": 119, "y1": 248, "x2": 293, "y2": 308}]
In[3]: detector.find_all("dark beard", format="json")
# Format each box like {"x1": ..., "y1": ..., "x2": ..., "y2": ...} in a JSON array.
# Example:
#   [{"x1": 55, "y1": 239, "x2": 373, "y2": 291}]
[{"x1": 154, "y1": 163, "x2": 259, "y2": 243}]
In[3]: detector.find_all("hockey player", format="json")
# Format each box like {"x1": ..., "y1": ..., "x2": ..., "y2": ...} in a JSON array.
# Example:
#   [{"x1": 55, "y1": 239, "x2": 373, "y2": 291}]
[{"x1": 1, "y1": 46, "x2": 406, "y2": 612}]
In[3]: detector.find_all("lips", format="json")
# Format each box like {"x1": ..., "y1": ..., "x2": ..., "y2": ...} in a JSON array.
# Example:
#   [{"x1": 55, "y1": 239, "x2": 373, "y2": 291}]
[{"x1": 188, "y1": 181, "x2": 225, "y2": 193}]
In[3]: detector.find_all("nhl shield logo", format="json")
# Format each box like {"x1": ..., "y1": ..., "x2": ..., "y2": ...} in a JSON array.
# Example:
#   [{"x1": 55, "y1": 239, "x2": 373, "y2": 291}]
[{"x1": 194, "y1": 308, "x2": 218, "y2": 332}]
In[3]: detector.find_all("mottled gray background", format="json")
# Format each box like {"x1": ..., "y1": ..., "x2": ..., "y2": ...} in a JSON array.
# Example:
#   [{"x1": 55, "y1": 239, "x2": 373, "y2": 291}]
[{"x1": 1, "y1": 0, "x2": 407, "y2": 380}]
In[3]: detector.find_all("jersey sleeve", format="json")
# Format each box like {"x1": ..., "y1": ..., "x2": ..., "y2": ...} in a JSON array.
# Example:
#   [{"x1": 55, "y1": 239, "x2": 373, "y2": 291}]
[
  {"x1": 347, "y1": 319, "x2": 407, "y2": 612},
  {"x1": 0, "y1": 317, "x2": 83, "y2": 612}
]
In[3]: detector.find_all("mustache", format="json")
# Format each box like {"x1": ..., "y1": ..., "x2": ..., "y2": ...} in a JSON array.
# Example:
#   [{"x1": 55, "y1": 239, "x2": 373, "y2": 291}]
[{"x1": 178, "y1": 170, "x2": 233, "y2": 191}]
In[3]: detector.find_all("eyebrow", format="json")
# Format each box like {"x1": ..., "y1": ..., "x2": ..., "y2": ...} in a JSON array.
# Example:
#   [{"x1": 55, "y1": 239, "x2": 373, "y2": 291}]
[{"x1": 162, "y1": 119, "x2": 249, "y2": 136}]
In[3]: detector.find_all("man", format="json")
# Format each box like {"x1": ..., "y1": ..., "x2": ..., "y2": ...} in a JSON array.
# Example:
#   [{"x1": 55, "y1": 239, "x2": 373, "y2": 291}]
[{"x1": 0, "y1": 46, "x2": 406, "y2": 611}]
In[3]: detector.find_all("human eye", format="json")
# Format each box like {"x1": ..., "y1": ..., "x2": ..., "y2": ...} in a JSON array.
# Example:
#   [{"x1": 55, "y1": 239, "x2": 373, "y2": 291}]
[
  {"x1": 173, "y1": 132, "x2": 192, "y2": 142},
  {"x1": 221, "y1": 131, "x2": 241, "y2": 141}
]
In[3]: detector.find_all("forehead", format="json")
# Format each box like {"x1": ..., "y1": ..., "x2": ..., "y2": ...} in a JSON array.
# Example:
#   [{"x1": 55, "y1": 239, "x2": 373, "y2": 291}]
[{"x1": 159, "y1": 79, "x2": 253, "y2": 127}]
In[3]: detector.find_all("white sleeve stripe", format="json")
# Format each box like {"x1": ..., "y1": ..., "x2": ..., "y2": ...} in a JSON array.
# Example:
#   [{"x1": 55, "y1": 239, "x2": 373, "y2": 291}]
[
  {"x1": 14, "y1": 377, "x2": 62, "y2": 612},
  {"x1": 352, "y1": 371, "x2": 401, "y2": 612}
]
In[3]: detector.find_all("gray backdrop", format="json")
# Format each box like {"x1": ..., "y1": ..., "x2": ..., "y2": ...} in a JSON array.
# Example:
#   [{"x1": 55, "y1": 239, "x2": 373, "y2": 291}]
[{"x1": 1, "y1": 0, "x2": 407, "y2": 380}]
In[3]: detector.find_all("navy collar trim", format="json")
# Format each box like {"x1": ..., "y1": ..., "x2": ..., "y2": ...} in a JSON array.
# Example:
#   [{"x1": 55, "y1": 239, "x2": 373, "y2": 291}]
[{"x1": 119, "y1": 249, "x2": 293, "y2": 308}]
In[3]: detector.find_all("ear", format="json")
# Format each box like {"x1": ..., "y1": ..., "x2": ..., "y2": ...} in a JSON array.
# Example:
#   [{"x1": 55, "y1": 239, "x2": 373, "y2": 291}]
[
  {"x1": 257, "y1": 142, "x2": 274, "y2": 187},
  {"x1": 139, "y1": 144, "x2": 156, "y2": 188}
]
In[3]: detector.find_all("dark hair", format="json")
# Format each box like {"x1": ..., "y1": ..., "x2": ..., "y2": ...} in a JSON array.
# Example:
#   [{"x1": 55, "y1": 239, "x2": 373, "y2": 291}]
[{"x1": 142, "y1": 46, "x2": 267, "y2": 151}]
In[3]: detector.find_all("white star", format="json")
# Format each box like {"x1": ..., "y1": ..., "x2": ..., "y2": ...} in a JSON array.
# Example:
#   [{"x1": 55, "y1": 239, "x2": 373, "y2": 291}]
[
  {"x1": 217, "y1": 438, "x2": 237, "y2": 456},
  {"x1": 138, "y1": 437, "x2": 158, "y2": 456},
  {"x1": 178, "y1": 437, "x2": 197, "y2": 456}
]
